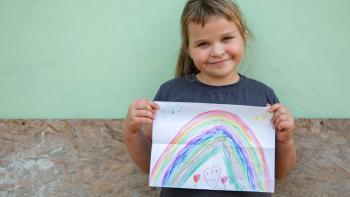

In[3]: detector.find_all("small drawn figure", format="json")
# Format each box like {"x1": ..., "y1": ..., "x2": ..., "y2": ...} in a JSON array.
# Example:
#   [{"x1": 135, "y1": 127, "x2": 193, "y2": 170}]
[
  {"x1": 261, "y1": 112, "x2": 268, "y2": 120},
  {"x1": 221, "y1": 176, "x2": 228, "y2": 189},
  {"x1": 203, "y1": 165, "x2": 221, "y2": 189},
  {"x1": 160, "y1": 106, "x2": 184, "y2": 121},
  {"x1": 254, "y1": 112, "x2": 269, "y2": 121},
  {"x1": 255, "y1": 115, "x2": 260, "y2": 121},
  {"x1": 193, "y1": 174, "x2": 200, "y2": 187}
]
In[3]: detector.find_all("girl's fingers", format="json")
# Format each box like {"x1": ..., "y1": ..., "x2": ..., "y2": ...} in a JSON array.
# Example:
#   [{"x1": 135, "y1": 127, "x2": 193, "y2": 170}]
[
  {"x1": 124, "y1": 99, "x2": 159, "y2": 134},
  {"x1": 134, "y1": 109, "x2": 156, "y2": 120},
  {"x1": 133, "y1": 99, "x2": 150, "y2": 109},
  {"x1": 268, "y1": 103, "x2": 295, "y2": 142},
  {"x1": 276, "y1": 129, "x2": 294, "y2": 142},
  {"x1": 124, "y1": 117, "x2": 151, "y2": 132},
  {"x1": 269, "y1": 104, "x2": 281, "y2": 124},
  {"x1": 127, "y1": 99, "x2": 157, "y2": 122},
  {"x1": 149, "y1": 101, "x2": 160, "y2": 110},
  {"x1": 134, "y1": 117, "x2": 153, "y2": 124},
  {"x1": 277, "y1": 120, "x2": 294, "y2": 132},
  {"x1": 271, "y1": 105, "x2": 289, "y2": 124},
  {"x1": 271, "y1": 111, "x2": 283, "y2": 125},
  {"x1": 275, "y1": 120, "x2": 294, "y2": 142},
  {"x1": 133, "y1": 99, "x2": 159, "y2": 114},
  {"x1": 268, "y1": 103, "x2": 282, "y2": 113},
  {"x1": 126, "y1": 111, "x2": 154, "y2": 128},
  {"x1": 269, "y1": 103, "x2": 287, "y2": 114},
  {"x1": 274, "y1": 114, "x2": 289, "y2": 127}
]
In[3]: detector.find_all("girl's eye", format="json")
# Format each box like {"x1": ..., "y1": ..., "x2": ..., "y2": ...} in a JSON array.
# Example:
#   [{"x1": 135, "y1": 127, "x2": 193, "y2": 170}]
[
  {"x1": 197, "y1": 42, "x2": 209, "y2": 48},
  {"x1": 223, "y1": 36, "x2": 234, "y2": 41}
]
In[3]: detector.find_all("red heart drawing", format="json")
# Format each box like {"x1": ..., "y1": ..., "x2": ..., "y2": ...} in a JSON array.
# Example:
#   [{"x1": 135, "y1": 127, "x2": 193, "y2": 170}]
[
  {"x1": 193, "y1": 174, "x2": 201, "y2": 183},
  {"x1": 221, "y1": 176, "x2": 228, "y2": 184}
]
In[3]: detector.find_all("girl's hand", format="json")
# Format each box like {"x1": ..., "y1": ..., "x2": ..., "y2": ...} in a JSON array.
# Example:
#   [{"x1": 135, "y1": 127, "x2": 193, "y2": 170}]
[
  {"x1": 268, "y1": 103, "x2": 295, "y2": 143},
  {"x1": 124, "y1": 99, "x2": 159, "y2": 135}
]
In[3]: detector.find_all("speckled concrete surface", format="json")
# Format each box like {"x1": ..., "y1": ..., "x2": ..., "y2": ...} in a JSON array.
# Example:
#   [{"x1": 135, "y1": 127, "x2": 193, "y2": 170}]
[{"x1": 0, "y1": 119, "x2": 349, "y2": 197}]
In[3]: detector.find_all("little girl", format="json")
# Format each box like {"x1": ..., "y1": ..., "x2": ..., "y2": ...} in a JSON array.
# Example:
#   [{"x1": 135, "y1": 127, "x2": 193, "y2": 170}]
[{"x1": 123, "y1": 0, "x2": 296, "y2": 196}]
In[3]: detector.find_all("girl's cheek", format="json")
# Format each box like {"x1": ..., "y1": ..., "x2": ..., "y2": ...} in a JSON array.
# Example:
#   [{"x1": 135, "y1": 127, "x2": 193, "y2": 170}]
[
  {"x1": 197, "y1": 50, "x2": 210, "y2": 61},
  {"x1": 228, "y1": 46, "x2": 244, "y2": 58},
  {"x1": 197, "y1": 52, "x2": 206, "y2": 61},
  {"x1": 227, "y1": 42, "x2": 242, "y2": 52},
  {"x1": 193, "y1": 51, "x2": 206, "y2": 63}
]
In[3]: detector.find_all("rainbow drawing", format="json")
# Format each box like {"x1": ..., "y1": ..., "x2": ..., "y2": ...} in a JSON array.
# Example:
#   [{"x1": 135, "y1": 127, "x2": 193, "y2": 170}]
[{"x1": 150, "y1": 109, "x2": 274, "y2": 192}]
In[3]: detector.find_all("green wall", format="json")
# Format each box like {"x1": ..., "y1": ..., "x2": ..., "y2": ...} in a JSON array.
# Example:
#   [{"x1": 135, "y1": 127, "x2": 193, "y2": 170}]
[{"x1": 1, "y1": 0, "x2": 349, "y2": 119}]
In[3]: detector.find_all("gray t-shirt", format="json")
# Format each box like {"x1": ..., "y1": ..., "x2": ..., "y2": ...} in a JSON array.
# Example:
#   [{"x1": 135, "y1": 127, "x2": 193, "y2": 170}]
[{"x1": 154, "y1": 73, "x2": 279, "y2": 197}]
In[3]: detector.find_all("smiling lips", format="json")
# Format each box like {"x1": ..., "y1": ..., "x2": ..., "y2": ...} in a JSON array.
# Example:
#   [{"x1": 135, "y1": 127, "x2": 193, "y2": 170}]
[{"x1": 208, "y1": 58, "x2": 230, "y2": 65}]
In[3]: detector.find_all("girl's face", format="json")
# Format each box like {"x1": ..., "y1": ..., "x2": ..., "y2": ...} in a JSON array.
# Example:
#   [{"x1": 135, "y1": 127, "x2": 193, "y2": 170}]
[{"x1": 188, "y1": 16, "x2": 244, "y2": 86}]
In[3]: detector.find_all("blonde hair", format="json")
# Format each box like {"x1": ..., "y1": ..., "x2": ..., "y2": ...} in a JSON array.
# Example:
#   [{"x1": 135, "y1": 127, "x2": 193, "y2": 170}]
[{"x1": 175, "y1": 0, "x2": 251, "y2": 77}]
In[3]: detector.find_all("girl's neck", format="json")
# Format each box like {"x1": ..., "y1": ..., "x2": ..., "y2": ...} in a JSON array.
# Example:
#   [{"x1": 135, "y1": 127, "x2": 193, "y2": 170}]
[{"x1": 195, "y1": 72, "x2": 240, "y2": 86}]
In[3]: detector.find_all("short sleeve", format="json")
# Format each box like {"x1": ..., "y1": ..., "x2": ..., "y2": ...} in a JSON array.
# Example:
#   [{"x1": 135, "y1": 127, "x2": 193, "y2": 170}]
[
  {"x1": 153, "y1": 84, "x2": 165, "y2": 101},
  {"x1": 267, "y1": 89, "x2": 280, "y2": 105}
]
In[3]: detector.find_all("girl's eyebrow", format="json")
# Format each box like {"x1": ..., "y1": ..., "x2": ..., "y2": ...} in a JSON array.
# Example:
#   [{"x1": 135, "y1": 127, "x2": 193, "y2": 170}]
[
  {"x1": 192, "y1": 39, "x2": 208, "y2": 45},
  {"x1": 221, "y1": 31, "x2": 237, "y2": 36}
]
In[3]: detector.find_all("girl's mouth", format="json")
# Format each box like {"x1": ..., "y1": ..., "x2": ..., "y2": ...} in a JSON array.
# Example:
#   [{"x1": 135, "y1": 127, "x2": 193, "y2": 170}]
[{"x1": 208, "y1": 58, "x2": 230, "y2": 65}]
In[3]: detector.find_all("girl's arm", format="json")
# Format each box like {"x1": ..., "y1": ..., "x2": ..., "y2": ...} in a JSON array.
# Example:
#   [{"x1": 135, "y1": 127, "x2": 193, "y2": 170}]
[
  {"x1": 276, "y1": 137, "x2": 296, "y2": 179},
  {"x1": 268, "y1": 103, "x2": 297, "y2": 179},
  {"x1": 123, "y1": 99, "x2": 159, "y2": 173}
]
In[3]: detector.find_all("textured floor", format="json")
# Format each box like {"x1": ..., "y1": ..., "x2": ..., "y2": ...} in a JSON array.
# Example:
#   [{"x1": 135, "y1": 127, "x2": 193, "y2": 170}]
[{"x1": 0, "y1": 119, "x2": 349, "y2": 197}]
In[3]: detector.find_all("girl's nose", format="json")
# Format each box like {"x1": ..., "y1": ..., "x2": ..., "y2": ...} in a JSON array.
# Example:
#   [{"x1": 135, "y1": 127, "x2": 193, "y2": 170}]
[{"x1": 211, "y1": 44, "x2": 225, "y2": 57}]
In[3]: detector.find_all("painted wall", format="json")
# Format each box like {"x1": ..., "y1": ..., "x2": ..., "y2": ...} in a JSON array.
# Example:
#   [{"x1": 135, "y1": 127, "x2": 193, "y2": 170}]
[{"x1": 1, "y1": 0, "x2": 349, "y2": 119}]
